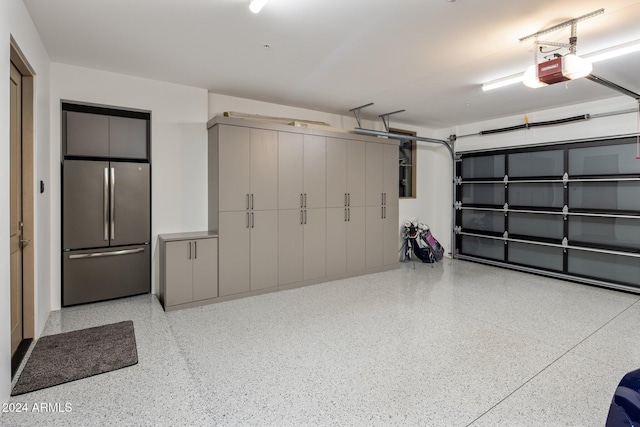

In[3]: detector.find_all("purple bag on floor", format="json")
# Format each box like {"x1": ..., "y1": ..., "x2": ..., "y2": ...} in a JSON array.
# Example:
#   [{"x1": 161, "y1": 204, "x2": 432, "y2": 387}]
[{"x1": 422, "y1": 228, "x2": 444, "y2": 261}]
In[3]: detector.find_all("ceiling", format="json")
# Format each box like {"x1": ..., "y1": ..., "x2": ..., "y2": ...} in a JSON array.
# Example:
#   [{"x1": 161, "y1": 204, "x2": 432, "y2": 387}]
[{"x1": 23, "y1": 0, "x2": 640, "y2": 128}]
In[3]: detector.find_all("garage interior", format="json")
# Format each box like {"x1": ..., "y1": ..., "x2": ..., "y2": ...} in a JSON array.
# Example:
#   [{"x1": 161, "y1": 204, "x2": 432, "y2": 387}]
[{"x1": 2, "y1": 0, "x2": 640, "y2": 425}]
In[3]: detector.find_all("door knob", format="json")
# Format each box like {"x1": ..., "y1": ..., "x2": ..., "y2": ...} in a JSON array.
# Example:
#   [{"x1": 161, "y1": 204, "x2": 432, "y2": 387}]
[{"x1": 20, "y1": 239, "x2": 31, "y2": 248}]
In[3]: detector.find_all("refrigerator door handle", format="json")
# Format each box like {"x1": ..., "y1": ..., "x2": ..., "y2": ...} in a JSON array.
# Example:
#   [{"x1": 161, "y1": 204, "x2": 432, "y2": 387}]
[
  {"x1": 103, "y1": 168, "x2": 109, "y2": 241},
  {"x1": 110, "y1": 167, "x2": 115, "y2": 240},
  {"x1": 68, "y1": 247, "x2": 145, "y2": 259}
]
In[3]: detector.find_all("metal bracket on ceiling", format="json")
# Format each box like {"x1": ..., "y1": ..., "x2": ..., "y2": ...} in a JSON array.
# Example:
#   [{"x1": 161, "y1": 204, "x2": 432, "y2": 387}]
[
  {"x1": 519, "y1": 9, "x2": 604, "y2": 44},
  {"x1": 349, "y1": 103, "x2": 374, "y2": 128},
  {"x1": 520, "y1": 8, "x2": 604, "y2": 67},
  {"x1": 379, "y1": 109, "x2": 406, "y2": 132}
]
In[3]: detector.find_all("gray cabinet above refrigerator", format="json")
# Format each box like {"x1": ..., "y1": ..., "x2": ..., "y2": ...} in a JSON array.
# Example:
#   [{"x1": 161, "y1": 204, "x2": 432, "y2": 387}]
[{"x1": 63, "y1": 109, "x2": 149, "y2": 160}]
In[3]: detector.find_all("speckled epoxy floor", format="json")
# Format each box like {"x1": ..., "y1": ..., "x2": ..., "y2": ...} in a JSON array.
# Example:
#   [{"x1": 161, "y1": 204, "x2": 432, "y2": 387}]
[{"x1": 3, "y1": 259, "x2": 640, "y2": 426}]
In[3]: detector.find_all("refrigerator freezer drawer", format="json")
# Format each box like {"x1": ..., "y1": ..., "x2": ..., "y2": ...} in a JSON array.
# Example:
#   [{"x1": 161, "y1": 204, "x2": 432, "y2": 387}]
[{"x1": 63, "y1": 245, "x2": 150, "y2": 306}]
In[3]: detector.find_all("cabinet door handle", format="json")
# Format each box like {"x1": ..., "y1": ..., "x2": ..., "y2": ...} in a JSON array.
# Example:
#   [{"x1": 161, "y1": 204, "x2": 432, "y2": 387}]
[
  {"x1": 194, "y1": 241, "x2": 197, "y2": 259},
  {"x1": 348, "y1": 193, "x2": 351, "y2": 206},
  {"x1": 384, "y1": 206, "x2": 387, "y2": 219},
  {"x1": 250, "y1": 193, "x2": 254, "y2": 210},
  {"x1": 304, "y1": 209, "x2": 307, "y2": 224},
  {"x1": 246, "y1": 212, "x2": 250, "y2": 228},
  {"x1": 348, "y1": 208, "x2": 351, "y2": 222},
  {"x1": 251, "y1": 212, "x2": 255, "y2": 228},
  {"x1": 300, "y1": 193, "x2": 304, "y2": 208},
  {"x1": 344, "y1": 193, "x2": 347, "y2": 207},
  {"x1": 304, "y1": 193, "x2": 307, "y2": 208},
  {"x1": 246, "y1": 194, "x2": 250, "y2": 210},
  {"x1": 381, "y1": 206, "x2": 384, "y2": 219},
  {"x1": 300, "y1": 210, "x2": 303, "y2": 225},
  {"x1": 381, "y1": 193, "x2": 384, "y2": 205},
  {"x1": 188, "y1": 241, "x2": 192, "y2": 259},
  {"x1": 344, "y1": 208, "x2": 347, "y2": 222}
]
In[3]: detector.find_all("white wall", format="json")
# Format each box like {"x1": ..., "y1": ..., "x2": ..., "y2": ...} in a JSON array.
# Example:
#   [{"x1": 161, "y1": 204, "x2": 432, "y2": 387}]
[
  {"x1": 1, "y1": 0, "x2": 51, "y2": 404},
  {"x1": 50, "y1": 63, "x2": 209, "y2": 309}
]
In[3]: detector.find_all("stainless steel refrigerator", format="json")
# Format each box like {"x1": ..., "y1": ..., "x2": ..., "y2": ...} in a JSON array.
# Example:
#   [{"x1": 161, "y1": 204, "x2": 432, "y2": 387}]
[{"x1": 62, "y1": 160, "x2": 150, "y2": 306}]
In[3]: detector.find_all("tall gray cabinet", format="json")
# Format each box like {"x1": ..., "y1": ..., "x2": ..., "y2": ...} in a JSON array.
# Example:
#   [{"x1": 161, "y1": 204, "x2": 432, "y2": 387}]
[
  {"x1": 208, "y1": 116, "x2": 399, "y2": 303},
  {"x1": 213, "y1": 125, "x2": 278, "y2": 297}
]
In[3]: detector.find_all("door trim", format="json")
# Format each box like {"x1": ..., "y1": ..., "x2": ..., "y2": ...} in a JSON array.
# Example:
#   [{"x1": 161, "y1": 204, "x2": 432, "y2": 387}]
[{"x1": 10, "y1": 38, "x2": 35, "y2": 344}]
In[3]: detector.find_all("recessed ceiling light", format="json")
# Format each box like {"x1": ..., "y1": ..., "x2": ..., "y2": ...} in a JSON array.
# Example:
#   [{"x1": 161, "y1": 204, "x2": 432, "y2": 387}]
[{"x1": 249, "y1": 0, "x2": 269, "y2": 14}]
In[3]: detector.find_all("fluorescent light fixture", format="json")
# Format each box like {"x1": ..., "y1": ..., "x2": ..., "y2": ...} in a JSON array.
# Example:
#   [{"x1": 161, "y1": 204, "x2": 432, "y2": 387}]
[
  {"x1": 482, "y1": 74, "x2": 524, "y2": 91},
  {"x1": 585, "y1": 39, "x2": 640, "y2": 63},
  {"x1": 249, "y1": 0, "x2": 269, "y2": 13},
  {"x1": 482, "y1": 39, "x2": 640, "y2": 91}
]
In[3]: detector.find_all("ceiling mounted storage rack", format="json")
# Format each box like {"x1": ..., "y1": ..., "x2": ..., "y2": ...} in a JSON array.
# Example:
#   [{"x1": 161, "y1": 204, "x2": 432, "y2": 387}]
[
  {"x1": 349, "y1": 103, "x2": 374, "y2": 128},
  {"x1": 379, "y1": 110, "x2": 406, "y2": 132},
  {"x1": 348, "y1": 103, "x2": 407, "y2": 131}
]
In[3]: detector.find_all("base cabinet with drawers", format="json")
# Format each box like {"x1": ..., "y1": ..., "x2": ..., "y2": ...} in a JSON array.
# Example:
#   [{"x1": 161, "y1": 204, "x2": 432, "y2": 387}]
[
  {"x1": 208, "y1": 116, "x2": 400, "y2": 304},
  {"x1": 159, "y1": 232, "x2": 218, "y2": 311}
]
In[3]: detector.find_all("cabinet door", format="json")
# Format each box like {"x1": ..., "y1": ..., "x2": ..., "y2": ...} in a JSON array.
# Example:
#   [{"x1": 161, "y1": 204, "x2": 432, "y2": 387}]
[
  {"x1": 365, "y1": 142, "x2": 384, "y2": 206},
  {"x1": 278, "y1": 132, "x2": 304, "y2": 210},
  {"x1": 109, "y1": 116, "x2": 148, "y2": 160},
  {"x1": 326, "y1": 208, "x2": 347, "y2": 276},
  {"x1": 219, "y1": 126, "x2": 251, "y2": 212},
  {"x1": 347, "y1": 139, "x2": 366, "y2": 207},
  {"x1": 192, "y1": 238, "x2": 218, "y2": 301},
  {"x1": 382, "y1": 143, "x2": 399, "y2": 266},
  {"x1": 304, "y1": 135, "x2": 326, "y2": 209},
  {"x1": 304, "y1": 208, "x2": 326, "y2": 281},
  {"x1": 250, "y1": 210, "x2": 278, "y2": 291},
  {"x1": 326, "y1": 138, "x2": 347, "y2": 209},
  {"x1": 165, "y1": 240, "x2": 193, "y2": 306},
  {"x1": 64, "y1": 111, "x2": 109, "y2": 157},
  {"x1": 365, "y1": 206, "x2": 384, "y2": 269},
  {"x1": 347, "y1": 207, "x2": 366, "y2": 273},
  {"x1": 383, "y1": 143, "x2": 399, "y2": 203},
  {"x1": 251, "y1": 129, "x2": 278, "y2": 211},
  {"x1": 382, "y1": 204, "x2": 400, "y2": 266},
  {"x1": 278, "y1": 209, "x2": 304, "y2": 285},
  {"x1": 219, "y1": 211, "x2": 251, "y2": 296}
]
